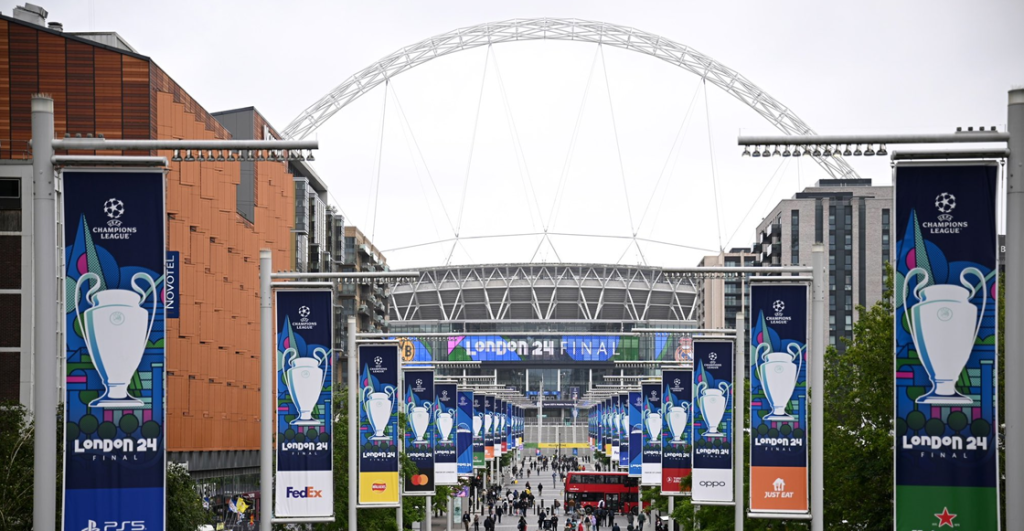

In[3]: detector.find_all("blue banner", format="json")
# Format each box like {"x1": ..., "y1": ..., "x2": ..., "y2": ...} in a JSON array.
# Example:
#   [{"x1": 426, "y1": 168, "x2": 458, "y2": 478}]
[
  {"x1": 472, "y1": 393, "x2": 484, "y2": 468},
  {"x1": 692, "y1": 340, "x2": 734, "y2": 503},
  {"x1": 275, "y1": 290, "x2": 334, "y2": 517},
  {"x1": 358, "y1": 344, "x2": 400, "y2": 505},
  {"x1": 611, "y1": 395, "x2": 621, "y2": 463},
  {"x1": 456, "y1": 390, "x2": 475, "y2": 476},
  {"x1": 894, "y1": 163, "x2": 999, "y2": 530},
  {"x1": 619, "y1": 393, "x2": 629, "y2": 469},
  {"x1": 628, "y1": 391, "x2": 642, "y2": 477},
  {"x1": 63, "y1": 170, "x2": 166, "y2": 531},
  {"x1": 435, "y1": 383, "x2": 458, "y2": 485},
  {"x1": 641, "y1": 382, "x2": 662, "y2": 485},
  {"x1": 750, "y1": 283, "x2": 808, "y2": 513},
  {"x1": 494, "y1": 397, "x2": 503, "y2": 456},
  {"x1": 484, "y1": 394, "x2": 495, "y2": 461},
  {"x1": 404, "y1": 370, "x2": 435, "y2": 495},
  {"x1": 662, "y1": 369, "x2": 692, "y2": 496}
]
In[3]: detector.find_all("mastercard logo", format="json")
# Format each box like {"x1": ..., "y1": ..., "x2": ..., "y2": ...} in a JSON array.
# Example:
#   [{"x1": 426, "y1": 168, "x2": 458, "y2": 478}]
[
  {"x1": 410, "y1": 474, "x2": 430, "y2": 486},
  {"x1": 372, "y1": 483, "x2": 387, "y2": 492}
]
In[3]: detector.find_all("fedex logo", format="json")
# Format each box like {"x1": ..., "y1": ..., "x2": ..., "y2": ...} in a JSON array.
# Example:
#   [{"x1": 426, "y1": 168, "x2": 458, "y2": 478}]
[{"x1": 285, "y1": 486, "x2": 323, "y2": 498}]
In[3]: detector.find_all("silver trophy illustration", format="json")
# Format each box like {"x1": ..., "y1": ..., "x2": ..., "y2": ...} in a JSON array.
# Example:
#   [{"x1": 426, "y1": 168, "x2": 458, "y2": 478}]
[
  {"x1": 75, "y1": 272, "x2": 157, "y2": 408},
  {"x1": 643, "y1": 409, "x2": 662, "y2": 442},
  {"x1": 755, "y1": 342, "x2": 804, "y2": 421},
  {"x1": 361, "y1": 384, "x2": 396, "y2": 440},
  {"x1": 473, "y1": 413, "x2": 483, "y2": 439},
  {"x1": 435, "y1": 407, "x2": 455, "y2": 442},
  {"x1": 665, "y1": 401, "x2": 689, "y2": 443},
  {"x1": 904, "y1": 267, "x2": 986, "y2": 405},
  {"x1": 620, "y1": 410, "x2": 629, "y2": 436},
  {"x1": 407, "y1": 400, "x2": 432, "y2": 444},
  {"x1": 283, "y1": 346, "x2": 329, "y2": 426},
  {"x1": 484, "y1": 411, "x2": 493, "y2": 439},
  {"x1": 696, "y1": 381, "x2": 731, "y2": 438}
]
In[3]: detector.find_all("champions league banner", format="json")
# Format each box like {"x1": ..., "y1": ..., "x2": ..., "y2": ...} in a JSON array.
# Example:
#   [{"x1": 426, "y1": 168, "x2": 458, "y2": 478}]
[
  {"x1": 628, "y1": 391, "x2": 643, "y2": 477},
  {"x1": 484, "y1": 394, "x2": 495, "y2": 461},
  {"x1": 457, "y1": 390, "x2": 475, "y2": 476},
  {"x1": 358, "y1": 344, "x2": 400, "y2": 506},
  {"x1": 619, "y1": 393, "x2": 630, "y2": 469},
  {"x1": 495, "y1": 397, "x2": 504, "y2": 457},
  {"x1": 661, "y1": 369, "x2": 692, "y2": 496},
  {"x1": 403, "y1": 370, "x2": 435, "y2": 495},
  {"x1": 63, "y1": 170, "x2": 167, "y2": 531},
  {"x1": 611, "y1": 395, "x2": 621, "y2": 464},
  {"x1": 605, "y1": 398, "x2": 612, "y2": 455},
  {"x1": 750, "y1": 284, "x2": 809, "y2": 514},
  {"x1": 692, "y1": 340, "x2": 735, "y2": 503},
  {"x1": 472, "y1": 393, "x2": 485, "y2": 468},
  {"x1": 641, "y1": 382, "x2": 663, "y2": 486},
  {"x1": 435, "y1": 383, "x2": 458, "y2": 485},
  {"x1": 894, "y1": 163, "x2": 999, "y2": 531},
  {"x1": 506, "y1": 401, "x2": 513, "y2": 453},
  {"x1": 275, "y1": 290, "x2": 334, "y2": 517}
]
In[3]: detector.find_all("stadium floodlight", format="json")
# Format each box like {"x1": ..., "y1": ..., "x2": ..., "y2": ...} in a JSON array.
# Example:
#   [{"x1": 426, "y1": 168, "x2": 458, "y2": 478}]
[
  {"x1": 822, "y1": 146, "x2": 833, "y2": 157},
  {"x1": 751, "y1": 145, "x2": 761, "y2": 158},
  {"x1": 762, "y1": 146, "x2": 773, "y2": 157},
  {"x1": 877, "y1": 144, "x2": 888, "y2": 156},
  {"x1": 864, "y1": 145, "x2": 876, "y2": 156},
  {"x1": 185, "y1": 149, "x2": 195, "y2": 162},
  {"x1": 742, "y1": 146, "x2": 751, "y2": 157},
  {"x1": 171, "y1": 150, "x2": 182, "y2": 162},
  {"x1": 842, "y1": 145, "x2": 852, "y2": 157},
  {"x1": 782, "y1": 146, "x2": 791, "y2": 157},
  {"x1": 772, "y1": 146, "x2": 782, "y2": 157},
  {"x1": 812, "y1": 146, "x2": 822, "y2": 157},
  {"x1": 853, "y1": 145, "x2": 863, "y2": 156}
]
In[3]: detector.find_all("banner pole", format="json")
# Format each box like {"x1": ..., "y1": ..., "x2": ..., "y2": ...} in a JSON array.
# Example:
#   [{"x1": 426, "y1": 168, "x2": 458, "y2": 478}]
[
  {"x1": 348, "y1": 317, "x2": 358, "y2": 528},
  {"x1": 811, "y1": 244, "x2": 825, "y2": 531},
  {"x1": 31, "y1": 93, "x2": 57, "y2": 531},
  {"x1": 734, "y1": 314, "x2": 744, "y2": 530},
  {"x1": 259, "y1": 249, "x2": 273, "y2": 531},
  {"x1": 1007, "y1": 88, "x2": 1024, "y2": 531}
]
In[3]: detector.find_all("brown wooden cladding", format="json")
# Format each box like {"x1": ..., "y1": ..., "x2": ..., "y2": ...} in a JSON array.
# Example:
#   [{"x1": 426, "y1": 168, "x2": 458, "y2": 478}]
[
  {"x1": 0, "y1": 18, "x2": 296, "y2": 452},
  {"x1": 0, "y1": 18, "x2": 152, "y2": 158}
]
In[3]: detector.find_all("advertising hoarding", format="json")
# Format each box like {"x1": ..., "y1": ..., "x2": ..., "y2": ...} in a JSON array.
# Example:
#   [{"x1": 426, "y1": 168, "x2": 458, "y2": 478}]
[
  {"x1": 750, "y1": 284, "x2": 809, "y2": 514},
  {"x1": 894, "y1": 163, "x2": 1000, "y2": 530},
  {"x1": 275, "y1": 290, "x2": 334, "y2": 517},
  {"x1": 691, "y1": 340, "x2": 734, "y2": 503},
  {"x1": 62, "y1": 170, "x2": 167, "y2": 531},
  {"x1": 661, "y1": 369, "x2": 692, "y2": 496},
  {"x1": 358, "y1": 344, "x2": 400, "y2": 506},
  {"x1": 435, "y1": 383, "x2": 459, "y2": 485},
  {"x1": 403, "y1": 370, "x2": 435, "y2": 495},
  {"x1": 641, "y1": 381, "x2": 663, "y2": 486}
]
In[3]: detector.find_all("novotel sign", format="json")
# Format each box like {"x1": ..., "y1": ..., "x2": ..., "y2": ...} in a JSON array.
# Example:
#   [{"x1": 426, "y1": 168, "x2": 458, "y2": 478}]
[{"x1": 165, "y1": 251, "x2": 179, "y2": 319}]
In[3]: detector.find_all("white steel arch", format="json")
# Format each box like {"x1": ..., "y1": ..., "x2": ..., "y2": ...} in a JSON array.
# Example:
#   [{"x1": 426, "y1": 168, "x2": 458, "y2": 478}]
[{"x1": 282, "y1": 17, "x2": 858, "y2": 178}]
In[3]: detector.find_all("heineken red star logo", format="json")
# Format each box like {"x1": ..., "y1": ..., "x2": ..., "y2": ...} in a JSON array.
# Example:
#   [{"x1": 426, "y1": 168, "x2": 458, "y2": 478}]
[{"x1": 934, "y1": 507, "x2": 956, "y2": 527}]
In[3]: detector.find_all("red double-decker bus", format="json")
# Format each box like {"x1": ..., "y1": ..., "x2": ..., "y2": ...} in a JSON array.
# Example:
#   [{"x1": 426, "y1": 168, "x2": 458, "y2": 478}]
[{"x1": 563, "y1": 471, "x2": 643, "y2": 514}]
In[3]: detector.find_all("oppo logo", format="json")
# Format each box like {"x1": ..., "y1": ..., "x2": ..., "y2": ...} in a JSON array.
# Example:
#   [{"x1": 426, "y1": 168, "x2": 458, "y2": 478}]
[{"x1": 699, "y1": 481, "x2": 727, "y2": 488}]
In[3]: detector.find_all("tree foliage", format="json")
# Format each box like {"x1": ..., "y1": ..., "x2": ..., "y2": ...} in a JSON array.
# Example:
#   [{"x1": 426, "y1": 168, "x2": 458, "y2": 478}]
[
  {"x1": 0, "y1": 402, "x2": 34, "y2": 530},
  {"x1": 167, "y1": 462, "x2": 209, "y2": 531},
  {"x1": 821, "y1": 263, "x2": 895, "y2": 529}
]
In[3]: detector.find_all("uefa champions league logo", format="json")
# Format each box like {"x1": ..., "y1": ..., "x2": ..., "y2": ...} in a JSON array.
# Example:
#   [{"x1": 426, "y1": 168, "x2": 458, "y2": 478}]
[
  {"x1": 673, "y1": 378, "x2": 681, "y2": 387},
  {"x1": 103, "y1": 197, "x2": 125, "y2": 226},
  {"x1": 650, "y1": 390, "x2": 658, "y2": 401},
  {"x1": 936, "y1": 192, "x2": 956, "y2": 221},
  {"x1": 298, "y1": 305, "x2": 310, "y2": 322},
  {"x1": 374, "y1": 356, "x2": 383, "y2": 368},
  {"x1": 416, "y1": 379, "x2": 423, "y2": 387},
  {"x1": 459, "y1": 396, "x2": 467, "y2": 406},
  {"x1": 773, "y1": 300, "x2": 785, "y2": 316},
  {"x1": 709, "y1": 352, "x2": 718, "y2": 362},
  {"x1": 441, "y1": 390, "x2": 449, "y2": 401}
]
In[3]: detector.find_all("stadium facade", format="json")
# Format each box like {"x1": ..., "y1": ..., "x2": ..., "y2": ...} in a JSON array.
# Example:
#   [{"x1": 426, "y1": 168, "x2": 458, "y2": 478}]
[{"x1": 388, "y1": 263, "x2": 701, "y2": 423}]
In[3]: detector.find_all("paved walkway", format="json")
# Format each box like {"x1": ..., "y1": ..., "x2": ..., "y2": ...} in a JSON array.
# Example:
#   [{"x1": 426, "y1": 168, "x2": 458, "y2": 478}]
[{"x1": 430, "y1": 461, "x2": 575, "y2": 531}]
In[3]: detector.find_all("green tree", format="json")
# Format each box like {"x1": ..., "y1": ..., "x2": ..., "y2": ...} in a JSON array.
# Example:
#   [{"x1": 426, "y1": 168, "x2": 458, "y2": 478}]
[
  {"x1": 167, "y1": 462, "x2": 210, "y2": 531},
  {"x1": 0, "y1": 401, "x2": 34, "y2": 530},
  {"x1": 821, "y1": 262, "x2": 895, "y2": 529}
]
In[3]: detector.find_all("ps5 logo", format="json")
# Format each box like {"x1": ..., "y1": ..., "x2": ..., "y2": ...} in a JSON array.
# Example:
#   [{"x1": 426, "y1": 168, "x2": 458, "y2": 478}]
[{"x1": 82, "y1": 521, "x2": 146, "y2": 531}]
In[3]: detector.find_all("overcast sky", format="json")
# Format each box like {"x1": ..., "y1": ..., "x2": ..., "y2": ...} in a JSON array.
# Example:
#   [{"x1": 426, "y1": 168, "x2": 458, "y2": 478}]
[{"x1": 27, "y1": 0, "x2": 1024, "y2": 269}]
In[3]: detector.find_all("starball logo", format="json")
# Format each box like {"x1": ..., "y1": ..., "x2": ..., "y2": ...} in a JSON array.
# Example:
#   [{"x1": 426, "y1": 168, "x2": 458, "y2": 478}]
[
  {"x1": 767, "y1": 299, "x2": 792, "y2": 325},
  {"x1": 705, "y1": 352, "x2": 722, "y2": 370},
  {"x1": 413, "y1": 379, "x2": 426, "y2": 393},
  {"x1": 93, "y1": 198, "x2": 137, "y2": 240},
  {"x1": 294, "y1": 305, "x2": 317, "y2": 330},
  {"x1": 923, "y1": 191, "x2": 969, "y2": 234},
  {"x1": 441, "y1": 390, "x2": 449, "y2": 401},
  {"x1": 459, "y1": 396, "x2": 468, "y2": 406},
  {"x1": 368, "y1": 355, "x2": 387, "y2": 375}
]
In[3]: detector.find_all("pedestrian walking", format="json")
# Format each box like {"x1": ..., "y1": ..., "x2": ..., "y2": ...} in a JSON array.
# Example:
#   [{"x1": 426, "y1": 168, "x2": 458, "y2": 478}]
[{"x1": 552, "y1": 471, "x2": 558, "y2": 488}]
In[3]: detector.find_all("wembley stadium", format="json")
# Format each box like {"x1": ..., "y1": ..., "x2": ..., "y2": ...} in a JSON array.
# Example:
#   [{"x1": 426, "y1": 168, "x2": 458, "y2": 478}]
[{"x1": 386, "y1": 263, "x2": 701, "y2": 426}]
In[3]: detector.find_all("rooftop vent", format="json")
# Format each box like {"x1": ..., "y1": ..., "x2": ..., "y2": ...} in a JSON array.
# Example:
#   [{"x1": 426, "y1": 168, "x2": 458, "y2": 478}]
[{"x1": 13, "y1": 3, "x2": 48, "y2": 26}]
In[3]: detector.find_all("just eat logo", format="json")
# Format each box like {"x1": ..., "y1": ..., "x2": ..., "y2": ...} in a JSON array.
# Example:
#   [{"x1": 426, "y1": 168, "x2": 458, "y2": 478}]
[{"x1": 286, "y1": 487, "x2": 323, "y2": 498}]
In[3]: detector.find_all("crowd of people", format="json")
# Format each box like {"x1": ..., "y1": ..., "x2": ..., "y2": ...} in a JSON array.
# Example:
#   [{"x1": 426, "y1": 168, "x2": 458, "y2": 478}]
[{"x1": 460, "y1": 454, "x2": 666, "y2": 531}]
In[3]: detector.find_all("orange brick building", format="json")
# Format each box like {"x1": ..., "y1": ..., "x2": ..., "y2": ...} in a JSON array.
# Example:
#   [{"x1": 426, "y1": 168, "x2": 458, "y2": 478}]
[{"x1": 0, "y1": 8, "x2": 307, "y2": 485}]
